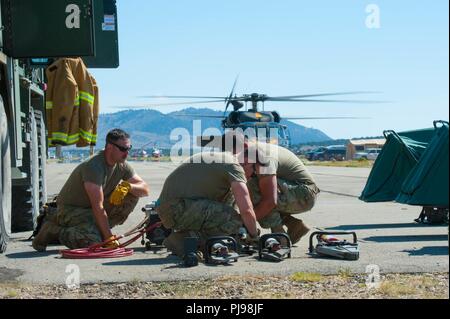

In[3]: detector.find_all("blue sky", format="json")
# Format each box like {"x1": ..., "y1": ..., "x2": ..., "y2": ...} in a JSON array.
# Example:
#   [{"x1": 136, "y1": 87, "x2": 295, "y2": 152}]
[{"x1": 90, "y1": 0, "x2": 449, "y2": 139}]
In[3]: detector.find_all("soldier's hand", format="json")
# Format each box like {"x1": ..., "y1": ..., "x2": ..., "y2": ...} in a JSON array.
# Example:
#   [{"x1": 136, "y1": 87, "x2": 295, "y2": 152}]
[
  {"x1": 245, "y1": 229, "x2": 260, "y2": 246},
  {"x1": 103, "y1": 235, "x2": 120, "y2": 249},
  {"x1": 109, "y1": 181, "x2": 131, "y2": 206}
]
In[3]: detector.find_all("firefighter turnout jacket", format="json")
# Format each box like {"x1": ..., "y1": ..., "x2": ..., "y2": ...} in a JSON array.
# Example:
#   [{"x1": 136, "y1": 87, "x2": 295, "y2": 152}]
[{"x1": 46, "y1": 58, "x2": 98, "y2": 147}]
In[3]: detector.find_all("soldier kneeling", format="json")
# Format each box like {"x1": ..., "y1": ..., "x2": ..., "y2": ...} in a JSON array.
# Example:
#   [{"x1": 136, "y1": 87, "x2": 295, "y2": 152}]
[{"x1": 32, "y1": 129, "x2": 149, "y2": 251}]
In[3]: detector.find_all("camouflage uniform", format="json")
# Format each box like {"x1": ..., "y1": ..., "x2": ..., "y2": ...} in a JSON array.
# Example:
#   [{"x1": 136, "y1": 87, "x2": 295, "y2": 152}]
[
  {"x1": 57, "y1": 194, "x2": 138, "y2": 249},
  {"x1": 157, "y1": 152, "x2": 248, "y2": 246},
  {"x1": 248, "y1": 143, "x2": 319, "y2": 229},
  {"x1": 52, "y1": 150, "x2": 137, "y2": 249},
  {"x1": 247, "y1": 176, "x2": 317, "y2": 229},
  {"x1": 157, "y1": 198, "x2": 243, "y2": 241}
]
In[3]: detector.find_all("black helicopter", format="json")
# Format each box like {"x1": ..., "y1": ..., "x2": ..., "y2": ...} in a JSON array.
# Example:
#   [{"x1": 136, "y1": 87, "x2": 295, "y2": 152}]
[{"x1": 138, "y1": 79, "x2": 379, "y2": 148}]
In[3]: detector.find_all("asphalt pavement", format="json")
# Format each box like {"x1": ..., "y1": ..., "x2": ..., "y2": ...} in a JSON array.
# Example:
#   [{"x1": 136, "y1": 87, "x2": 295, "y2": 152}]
[{"x1": 1, "y1": 162, "x2": 448, "y2": 285}]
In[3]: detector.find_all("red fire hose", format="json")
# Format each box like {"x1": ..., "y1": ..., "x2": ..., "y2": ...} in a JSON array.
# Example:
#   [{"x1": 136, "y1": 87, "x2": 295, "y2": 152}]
[{"x1": 60, "y1": 220, "x2": 162, "y2": 259}]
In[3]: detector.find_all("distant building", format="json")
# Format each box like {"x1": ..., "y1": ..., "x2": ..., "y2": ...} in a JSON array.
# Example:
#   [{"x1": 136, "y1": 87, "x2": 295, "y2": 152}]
[{"x1": 346, "y1": 138, "x2": 386, "y2": 160}]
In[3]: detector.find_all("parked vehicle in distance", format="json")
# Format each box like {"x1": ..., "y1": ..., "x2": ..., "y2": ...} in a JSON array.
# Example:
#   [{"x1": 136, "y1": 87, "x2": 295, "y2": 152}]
[
  {"x1": 313, "y1": 145, "x2": 346, "y2": 161},
  {"x1": 354, "y1": 148, "x2": 382, "y2": 160},
  {"x1": 306, "y1": 147, "x2": 326, "y2": 161}
]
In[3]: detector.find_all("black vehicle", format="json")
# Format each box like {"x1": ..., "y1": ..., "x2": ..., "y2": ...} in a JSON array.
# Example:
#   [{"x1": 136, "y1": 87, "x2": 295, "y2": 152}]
[
  {"x1": 313, "y1": 145, "x2": 346, "y2": 161},
  {"x1": 306, "y1": 147, "x2": 326, "y2": 161}
]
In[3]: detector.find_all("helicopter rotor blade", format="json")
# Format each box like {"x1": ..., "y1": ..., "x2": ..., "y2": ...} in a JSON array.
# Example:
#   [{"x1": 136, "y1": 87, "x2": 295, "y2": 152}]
[
  {"x1": 285, "y1": 116, "x2": 371, "y2": 120},
  {"x1": 266, "y1": 98, "x2": 387, "y2": 103},
  {"x1": 137, "y1": 95, "x2": 228, "y2": 99},
  {"x1": 265, "y1": 91, "x2": 380, "y2": 100},
  {"x1": 171, "y1": 114, "x2": 226, "y2": 118},
  {"x1": 111, "y1": 99, "x2": 227, "y2": 108},
  {"x1": 224, "y1": 75, "x2": 240, "y2": 115}
]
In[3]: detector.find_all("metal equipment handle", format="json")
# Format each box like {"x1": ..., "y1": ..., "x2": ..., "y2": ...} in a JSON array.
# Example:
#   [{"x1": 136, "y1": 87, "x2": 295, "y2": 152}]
[
  {"x1": 204, "y1": 236, "x2": 238, "y2": 264},
  {"x1": 309, "y1": 231, "x2": 357, "y2": 253},
  {"x1": 258, "y1": 233, "x2": 292, "y2": 259}
]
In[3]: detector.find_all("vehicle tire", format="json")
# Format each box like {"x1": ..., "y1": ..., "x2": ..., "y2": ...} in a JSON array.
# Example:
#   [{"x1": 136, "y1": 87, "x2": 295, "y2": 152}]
[
  {"x1": 11, "y1": 110, "x2": 40, "y2": 232},
  {"x1": 0, "y1": 98, "x2": 11, "y2": 253}
]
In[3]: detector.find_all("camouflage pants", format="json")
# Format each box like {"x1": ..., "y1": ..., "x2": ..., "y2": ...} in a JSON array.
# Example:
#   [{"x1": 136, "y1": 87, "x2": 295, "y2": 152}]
[
  {"x1": 156, "y1": 198, "x2": 243, "y2": 240},
  {"x1": 247, "y1": 177, "x2": 318, "y2": 229},
  {"x1": 56, "y1": 194, "x2": 139, "y2": 249}
]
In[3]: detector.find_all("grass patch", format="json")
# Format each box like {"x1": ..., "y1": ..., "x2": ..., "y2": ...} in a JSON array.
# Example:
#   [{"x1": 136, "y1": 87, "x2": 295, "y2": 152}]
[
  {"x1": 378, "y1": 281, "x2": 417, "y2": 297},
  {"x1": 358, "y1": 283, "x2": 367, "y2": 289},
  {"x1": 6, "y1": 290, "x2": 19, "y2": 298},
  {"x1": 303, "y1": 159, "x2": 373, "y2": 168},
  {"x1": 338, "y1": 268, "x2": 353, "y2": 280},
  {"x1": 248, "y1": 291, "x2": 293, "y2": 299},
  {"x1": 290, "y1": 272, "x2": 323, "y2": 283},
  {"x1": 375, "y1": 274, "x2": 444, "y2": 298},
  {"x1": 148, "y1": 156, "x2": 172, "y2": 162},
  {"x1": 0, "y1": 283, "x2": 22, "y2": 298},
  {"x1": 1, "y1": 273, "x2": 447, "y2": 299},
  {"x1": 410, "y1": 276, "x2": 439, "y2": 288},
  {"x1": 154, "y1": 281, "x2": 205, "y2": 297}
]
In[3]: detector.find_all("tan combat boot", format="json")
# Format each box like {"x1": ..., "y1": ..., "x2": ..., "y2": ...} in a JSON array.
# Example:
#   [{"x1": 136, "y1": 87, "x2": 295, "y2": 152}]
[
  {"x1": 32, "y1": 221, "x2": 61, "y2": 252},
  {"x1": 270, "y1": 225, "x2": 285, "y2": 233},
  {"x1": 282, "y1": 214, "x2": 310, "y2": 244}
]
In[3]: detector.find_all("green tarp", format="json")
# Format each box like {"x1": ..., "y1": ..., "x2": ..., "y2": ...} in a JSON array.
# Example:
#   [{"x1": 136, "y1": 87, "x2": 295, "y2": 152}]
[
  {"x1": 395, "y1": 127, "x2": 436, "y2": 144},
  {"x1": 396, "y1": 122, "x2": 449, "y2": 207},
  {"x1": 359, "y1": 123, "x2": 448, "y2": 206},
  {"x1": 359, "y1": 130, "x2": 431, "y2": 202}
]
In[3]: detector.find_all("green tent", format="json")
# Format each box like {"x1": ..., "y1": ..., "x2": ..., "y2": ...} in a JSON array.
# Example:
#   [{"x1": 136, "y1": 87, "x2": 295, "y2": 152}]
[
  {"x1": 359, "y1": 128, "x2": 434, "y2": 202},
  {"x1": 396, "y1": 121, "x2": 449, "y2": 207}
]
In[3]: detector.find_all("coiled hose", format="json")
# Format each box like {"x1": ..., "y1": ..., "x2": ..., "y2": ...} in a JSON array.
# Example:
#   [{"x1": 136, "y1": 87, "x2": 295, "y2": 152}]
[{"x1": 60, "y1": 220, "x2": 162, "y2": 259}]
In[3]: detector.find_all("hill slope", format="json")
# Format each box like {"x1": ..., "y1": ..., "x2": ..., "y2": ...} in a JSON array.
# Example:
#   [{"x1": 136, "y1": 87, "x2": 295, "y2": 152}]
[{"x1": 97, "y1": 108, "x2": 331, "y2": 148}]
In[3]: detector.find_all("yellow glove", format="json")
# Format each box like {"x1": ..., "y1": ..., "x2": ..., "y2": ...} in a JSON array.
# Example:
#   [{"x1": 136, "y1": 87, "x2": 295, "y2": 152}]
[
  {"x1": 103, "y1": 235, "x2": 120, "y2": 249},
  {"x1": 109, "y1": 181, "x2": 131, "y2": 206}
]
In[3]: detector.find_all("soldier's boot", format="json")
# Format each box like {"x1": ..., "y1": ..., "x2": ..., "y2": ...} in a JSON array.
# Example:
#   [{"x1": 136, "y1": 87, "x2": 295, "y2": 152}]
[
  {"x1": 282, "y1": 214, "x2": 310, "y2": 244},
  {"x1": 32, "y1": 220, "x2": 62, "y2": 252},
  {"x1": 163, "y1": 231, "x2": 188, "y2": 258},
  {"x1": 271, "y1": 225, "x2": 285, "y2": 233}
]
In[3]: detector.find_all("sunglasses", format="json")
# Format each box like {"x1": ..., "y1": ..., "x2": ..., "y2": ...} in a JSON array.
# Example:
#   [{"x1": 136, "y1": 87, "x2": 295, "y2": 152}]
[{"x1": 109, "y1": 142, "x2": 132, "y2": 152}]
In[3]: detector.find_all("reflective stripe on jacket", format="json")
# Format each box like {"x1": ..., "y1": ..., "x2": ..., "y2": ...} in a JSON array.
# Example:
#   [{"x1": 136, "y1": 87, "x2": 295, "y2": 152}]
[{"x1": 45, "y1": 58, "x2": 99, "y2": 147}]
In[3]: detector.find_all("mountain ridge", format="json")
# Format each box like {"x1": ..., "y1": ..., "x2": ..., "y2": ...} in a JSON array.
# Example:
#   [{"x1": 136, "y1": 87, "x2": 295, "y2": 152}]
[{"x1": 97, "y1": 108, "x2": 332, "y2": 148}]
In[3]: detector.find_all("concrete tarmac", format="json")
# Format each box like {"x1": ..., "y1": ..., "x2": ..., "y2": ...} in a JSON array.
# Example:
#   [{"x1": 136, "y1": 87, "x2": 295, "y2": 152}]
[{"x1": 1, "y1": 162, "x2": 448, "y2": 285}]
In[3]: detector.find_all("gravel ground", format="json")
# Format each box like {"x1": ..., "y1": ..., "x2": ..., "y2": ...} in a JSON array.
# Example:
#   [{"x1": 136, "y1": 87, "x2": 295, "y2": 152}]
[{"x1": 1, "y1": 273, "x2": 448, "y2": 299}]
